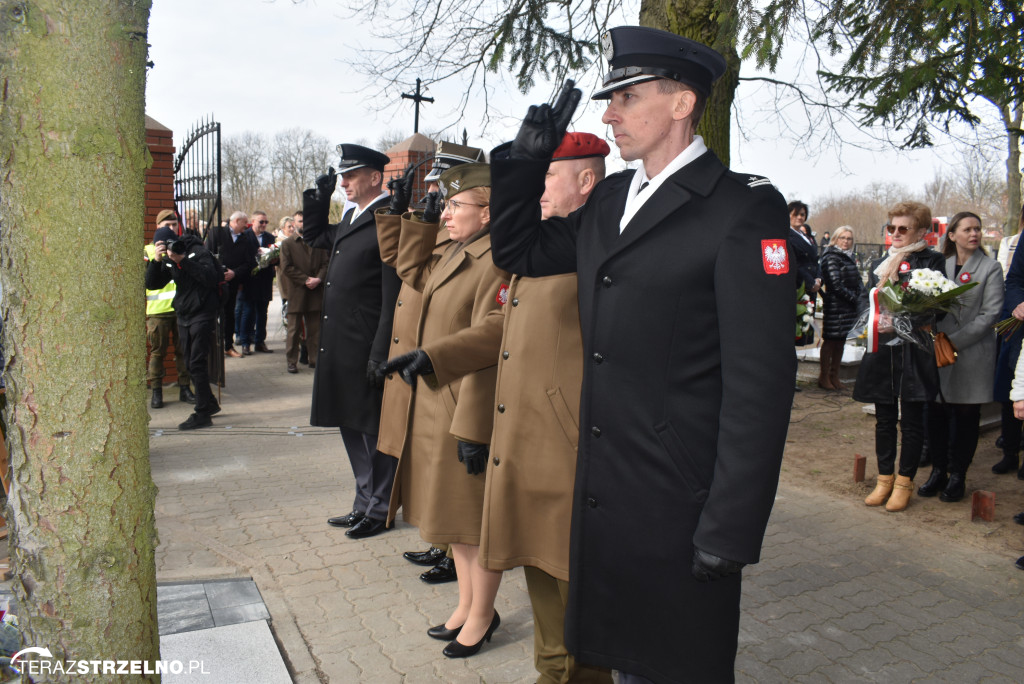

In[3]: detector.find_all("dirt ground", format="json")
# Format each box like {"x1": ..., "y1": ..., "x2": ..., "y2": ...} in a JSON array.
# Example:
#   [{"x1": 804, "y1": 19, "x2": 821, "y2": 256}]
[{"x1": 784, "y1": 381, "x2": 1024, "y2": 560}]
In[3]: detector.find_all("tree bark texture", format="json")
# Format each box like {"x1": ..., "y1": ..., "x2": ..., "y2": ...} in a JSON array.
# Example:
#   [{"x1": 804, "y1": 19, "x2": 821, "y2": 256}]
[
  {"x1": 1000, "y1": 102, "x2": 1022, "y2": 235},
  {"x1": 0, "y1": 1, "x2": 158, "y2": 680},
  {"x1": 639, "y1": 0, "x2": 740, "y2": 167}
]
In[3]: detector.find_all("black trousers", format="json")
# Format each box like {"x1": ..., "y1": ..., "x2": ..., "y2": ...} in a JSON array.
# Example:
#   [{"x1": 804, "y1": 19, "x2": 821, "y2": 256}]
[
  {"x1": 1000, "y1": 401, "x2": 1023, "y2": 459},
  {"x1": 874, "y1": 401, "x2": 925, "y2": 478},
  {"x1": 221, "y1": 282, "x2": 240, "y2": 350},
  {"x1": 339, "y1": 427, "x2": 397, "y2": 521},
  {"x1": 927, "y1": 402, "x2": 981, "y2": 475},
  {"x1": 179, "y1": 318, "x2": 217, "y2": 416}
]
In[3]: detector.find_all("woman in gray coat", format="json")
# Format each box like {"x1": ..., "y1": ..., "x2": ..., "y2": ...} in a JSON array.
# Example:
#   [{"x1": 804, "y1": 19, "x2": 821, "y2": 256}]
[{"x1": 920, "y1": 212, "x2": 1004, "y2": 501}]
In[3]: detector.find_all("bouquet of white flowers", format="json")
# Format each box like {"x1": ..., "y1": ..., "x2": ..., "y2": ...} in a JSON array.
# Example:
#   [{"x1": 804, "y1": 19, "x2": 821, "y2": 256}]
[
  {"x1": 251, "y1": 243, "x2": 281, "y2": 276},
  {"x1": 857, "y1": 267, "x2": 977, "y2": 353}
]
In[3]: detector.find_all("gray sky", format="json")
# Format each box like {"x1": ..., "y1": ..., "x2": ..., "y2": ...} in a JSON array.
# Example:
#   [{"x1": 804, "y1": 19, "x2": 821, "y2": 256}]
[{"x1": 146, "y1": 0, "x2": 991, "y2": 208}]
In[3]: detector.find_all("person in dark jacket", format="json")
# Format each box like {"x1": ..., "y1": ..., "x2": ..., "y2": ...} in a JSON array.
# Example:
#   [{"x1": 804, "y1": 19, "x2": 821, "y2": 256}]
[
  {"x1": 490, "y1": 27, "x2": 795, "y2": 684},
  {"x1": 145, "y1": 233, "x2": 222, "y2": 430},
  {"x1": 205, "y1": 212, "x2": 258, "y2": 357},
  {"x1": 818, "y1": 226, "x2": 863, "y2": 390},
  {"x1": 788, "y1": 200, "x2": 821, "y2": 347},
  {"x1": 236, "y1": 211, "x2": 277, "y2": 354},
  {"x1": 853, "y1": 201, "x2": 945, "y2": 512},
  {"x1": 991, "y1": 204, "x2": 1024, "y2": 477},
  {"x1": 302, "y1": 144, "x2": 401, "y2": 540}
]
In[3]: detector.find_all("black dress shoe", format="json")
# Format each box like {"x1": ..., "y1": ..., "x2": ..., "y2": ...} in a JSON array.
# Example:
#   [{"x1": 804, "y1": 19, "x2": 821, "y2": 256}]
[
  {"x1": 442, "y1": 612, "x2": 500, "y2": 659},
  {"x1": 207, "y1": 401, "x2": 222, "y2": 416},
  {"x1": 255, "y1": 342, "x2": 274, "y2": 353},
  {"x1": 179, "y1": 386, "x2": 196, "y2": 404},
  {"x1": 404, "y1": 547, "x2": 446, "y2": 566},
  {"x1": 1016, "y1": 555, "x2": 1024, "y2": 571},
  {"x1": 420, "y1": 557, "x2": 457, "y2": 584},
  {"x1": 151, "y1": 387, "x2": 164, "y2": 409},
  {"x1": 327, "y1": 511, "x2": 364, "y2": 528},
  {"x1": 346, "y1": 516, "x2": 389, "y2": 539},
  {"x1": 939, "y1": 473, "x2": 966, "y2": 502},
  {"x1": 178, "y1": 412, "x2": 212, "y2": 430},
  {"x1": 917, "y1": 468, "x2": 948, "y2": 497},
  {"x1": 427, "y1": 622, "x2": 463, "y2": 641},
  {"x1": 1013, "y1": 511, "x2": 1024, "y2": 525},
  {"x1": 992, "y1": 455, "x2": 1018, "y2": 474}
]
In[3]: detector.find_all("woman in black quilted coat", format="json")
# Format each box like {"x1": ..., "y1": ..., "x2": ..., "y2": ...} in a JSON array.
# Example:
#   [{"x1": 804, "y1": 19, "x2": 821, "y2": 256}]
[{"x1": 818, "y1": 226, "x2": 863, "y2": 389}]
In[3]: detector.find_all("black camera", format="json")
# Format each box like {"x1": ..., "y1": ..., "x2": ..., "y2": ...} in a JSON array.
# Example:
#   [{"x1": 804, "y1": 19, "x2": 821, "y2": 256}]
[{"x1": 165, "y1": 239, "x2": 187, "y2": 255}]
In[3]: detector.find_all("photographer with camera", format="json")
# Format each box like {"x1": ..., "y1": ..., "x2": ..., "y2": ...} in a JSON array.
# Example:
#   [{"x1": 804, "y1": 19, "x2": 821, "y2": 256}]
[{"x1": 145, "y1": 222, "x2": 223, "y2": 430}]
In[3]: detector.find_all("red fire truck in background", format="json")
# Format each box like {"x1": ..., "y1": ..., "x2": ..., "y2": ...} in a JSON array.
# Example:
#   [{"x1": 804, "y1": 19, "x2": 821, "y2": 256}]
[{"x1": 882, "y1": 216, "x2": 948, "y2": 248}]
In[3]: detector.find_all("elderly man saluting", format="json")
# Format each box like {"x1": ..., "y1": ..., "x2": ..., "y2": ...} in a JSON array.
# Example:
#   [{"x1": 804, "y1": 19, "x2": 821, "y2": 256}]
[{"x1": 489, "y1": 27, "x2": 796, "y2": 684}]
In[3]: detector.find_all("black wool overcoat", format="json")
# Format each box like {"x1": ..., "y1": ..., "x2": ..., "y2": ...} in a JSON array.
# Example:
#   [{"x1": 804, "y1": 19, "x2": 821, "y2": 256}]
[
  {"x1": 303, "y1": 197, "x2": 400, "y2": 432},
  {"x1": 490, "y1": 150, "x2": 796, "y2": 684}
]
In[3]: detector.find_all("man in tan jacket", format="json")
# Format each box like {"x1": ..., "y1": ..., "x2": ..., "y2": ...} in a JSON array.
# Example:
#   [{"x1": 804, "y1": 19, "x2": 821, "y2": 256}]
[{"x1": 480, "y1": 133, "x2": 611, "y2": 683}]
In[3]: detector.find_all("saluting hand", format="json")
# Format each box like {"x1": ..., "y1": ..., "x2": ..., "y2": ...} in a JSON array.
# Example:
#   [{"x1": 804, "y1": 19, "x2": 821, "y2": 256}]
[
  {"x1": 456, "y1": 440, "x2": 489, "y2": 475},
  {"x1": 422, "y1": 191, "x2": 442, "y2": 224},
  {"x1": 386, "y1": 164, "x2": 416, "y2": 215},
  {"x1": 510, "y1": 79, "x2": 582, "y2": 161},
  {"x1": 315, "y1": 166, "x2": 337, "y2": 202}
]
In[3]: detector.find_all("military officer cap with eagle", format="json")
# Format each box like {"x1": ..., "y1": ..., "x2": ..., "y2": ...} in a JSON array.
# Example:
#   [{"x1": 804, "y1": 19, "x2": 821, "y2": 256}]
[{"x1": 592, "y1": 26, "x2": 728, "y2": 99}]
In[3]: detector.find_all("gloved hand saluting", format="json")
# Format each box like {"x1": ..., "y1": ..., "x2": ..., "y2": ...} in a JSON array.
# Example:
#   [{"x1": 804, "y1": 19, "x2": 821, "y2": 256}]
[
  {"x1": 691, "y1": 547, "x2": 745, "y2": 583},
  {"x1": 377, "y1": 349, "x2": 434, "y2": 387},
  {"x1": 421, "y1": 191, "x2": 442, "y2": 224},
  {"x1": 302, "y1": 166, "x2": 337, "y2": 224},
  {"x1": 456, "y1": 440, "x2": 489, "y2": 475},
  {"x1": 387, "y1": 164, "x2": 416, "y2": 215},
  {"x1": 509, "y1": 79, "x2": 582, "y2": 161}
]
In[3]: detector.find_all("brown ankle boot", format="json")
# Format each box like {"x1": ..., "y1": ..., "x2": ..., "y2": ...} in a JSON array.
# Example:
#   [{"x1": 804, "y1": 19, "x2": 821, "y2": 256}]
[
  {"x1": 885, "y1": 475, "x2": 914, "y2": 511},
  {"x1": 829, "y1": 341, "x2": 845, "y2": 391},
  {"x1": 865, "y1": 474, "x2": 895, "y2": 506},
  {"x1": 818, "y1": 343, "x2": 836, "y2": 390}
]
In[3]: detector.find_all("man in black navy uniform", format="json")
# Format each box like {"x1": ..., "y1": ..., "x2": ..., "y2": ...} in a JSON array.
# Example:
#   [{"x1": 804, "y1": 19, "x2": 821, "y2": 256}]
[
  {"x1": 302, "y1": 144, "x2": 401, "y2": 540},
  {"x1": 489, "y1": 26, "x2": 796, "y2": 684}
]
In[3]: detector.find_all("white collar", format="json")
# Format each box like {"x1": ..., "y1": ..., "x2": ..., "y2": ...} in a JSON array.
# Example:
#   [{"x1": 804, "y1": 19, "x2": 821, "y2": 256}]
[
  {"x1": 351, "y1": 191, "x2": 389, "y2": 221},
  {"x1": 619, "y1": 136, "x2": 708, "y2": 233}
]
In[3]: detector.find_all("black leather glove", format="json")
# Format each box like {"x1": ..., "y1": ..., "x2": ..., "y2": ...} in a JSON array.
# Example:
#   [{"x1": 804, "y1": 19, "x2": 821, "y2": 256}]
[
  {"x1": 457, "y1": 440, "x2": 489, "y2": 475},
  {"x1": 509, "y1": 79, "x2": 582, "y2": 161},
  {"x1": 366, "y1": 359, "x2": 385, "y2": 389},
  {"x1": 377, "y1": 349, "x2": 433, "y2": 387},
  {"x1": 387, "y1": 164, "x2": 415, "y2": 215},
  {"x1": 422, "y1": 191, "x2": 442, "y2": 224},
  {"x1": 691, "y1": 547, "x2": 745, "y2": 583},
  {"x1": 315, "y1": 167, "x2": 337, "y2": 202}
]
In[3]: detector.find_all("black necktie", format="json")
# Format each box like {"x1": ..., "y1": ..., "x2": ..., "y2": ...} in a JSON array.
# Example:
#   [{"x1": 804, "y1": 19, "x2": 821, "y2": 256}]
[{"x1": 638, "y1": 181, "x2": 649, "y2": 194}]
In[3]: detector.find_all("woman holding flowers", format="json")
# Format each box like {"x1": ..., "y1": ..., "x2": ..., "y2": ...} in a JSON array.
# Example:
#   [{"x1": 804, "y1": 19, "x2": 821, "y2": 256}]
[
  {"x1": 918, "y1": 213, "x2": 1003, "y2": 502},
  {"x1": 853, "y1": 202, "x2": 945, "y2": 511}
]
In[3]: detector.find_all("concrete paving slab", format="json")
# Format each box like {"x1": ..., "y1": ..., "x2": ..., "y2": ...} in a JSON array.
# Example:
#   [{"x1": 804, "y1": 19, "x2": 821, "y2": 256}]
[{"x1": 159, "y1": 620, "x2": 291, "y2": 684}]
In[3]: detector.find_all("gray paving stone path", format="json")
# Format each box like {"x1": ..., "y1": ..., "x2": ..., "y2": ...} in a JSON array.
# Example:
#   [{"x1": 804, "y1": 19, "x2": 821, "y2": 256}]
[{"x1": 150, "y1": 313, "x2": 1024, "y2": 683}]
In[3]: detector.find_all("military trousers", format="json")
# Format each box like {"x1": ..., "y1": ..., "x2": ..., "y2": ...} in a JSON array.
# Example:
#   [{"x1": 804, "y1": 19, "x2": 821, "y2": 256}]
[
  {"x1": 523, "y1": 565, "x2": 612, "y2": 684},
  {"x1": 147, "y1": 313, "x2": 190, "y2": 386}
]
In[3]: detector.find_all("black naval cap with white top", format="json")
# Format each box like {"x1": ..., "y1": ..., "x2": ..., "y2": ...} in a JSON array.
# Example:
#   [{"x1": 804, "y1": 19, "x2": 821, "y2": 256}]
[{"x1": 592, "y1": 26, "x2": 727, "y2": 99}]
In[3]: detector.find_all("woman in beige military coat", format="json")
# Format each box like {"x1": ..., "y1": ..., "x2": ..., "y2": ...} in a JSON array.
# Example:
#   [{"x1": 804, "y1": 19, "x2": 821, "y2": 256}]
[{"x1": 380, "y1": 163, "x2": 511, "y2": 658}]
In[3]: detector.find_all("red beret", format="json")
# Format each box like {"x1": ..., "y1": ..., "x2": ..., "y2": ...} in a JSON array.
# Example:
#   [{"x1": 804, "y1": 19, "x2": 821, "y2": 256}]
[{"x1": 552, "y1": 133, "x2": 610, "y2": 161}]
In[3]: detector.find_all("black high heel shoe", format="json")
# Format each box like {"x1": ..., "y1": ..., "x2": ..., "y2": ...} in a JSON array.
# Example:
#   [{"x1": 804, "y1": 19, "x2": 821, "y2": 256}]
[
  {"x1": 442, "y1": 611, "x2": 501, "y2": 658},
  {"x1": 427, "y1": 622, "x2": 463, "y2": 641}
]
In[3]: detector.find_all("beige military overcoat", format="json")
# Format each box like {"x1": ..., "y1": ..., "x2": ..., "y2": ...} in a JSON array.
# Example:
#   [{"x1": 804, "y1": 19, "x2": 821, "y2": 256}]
[
  {"x1": 478, "y1": 274, "x2": 583, "y2": 580},
  {"x1": 374, "y1": 212, "x2": 450, "y2": 458},
  {"x1": 384, "y1": 213, "x2": 510, "y2": 545}
]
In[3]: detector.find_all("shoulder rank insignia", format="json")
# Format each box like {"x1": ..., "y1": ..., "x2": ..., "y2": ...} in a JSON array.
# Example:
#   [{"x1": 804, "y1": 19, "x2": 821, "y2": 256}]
[{"x1": 747, "y1": 175, "x2": 774, "y2": 189}]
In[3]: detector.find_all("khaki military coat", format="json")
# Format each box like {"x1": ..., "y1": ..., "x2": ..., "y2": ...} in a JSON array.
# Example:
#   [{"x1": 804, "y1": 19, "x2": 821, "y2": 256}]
[
  {"x1": 374, "y1": 212, "x2": 451, "y2": 458},
  {"x1": 383, "y1": 213, "x2": 510, "y2": 545},
  {"x1": 278, "y1": 235, "x2": 328, "y2": 313},
  {"x1": 479, "y1": 273, "x2": 582, "y2": 581}
]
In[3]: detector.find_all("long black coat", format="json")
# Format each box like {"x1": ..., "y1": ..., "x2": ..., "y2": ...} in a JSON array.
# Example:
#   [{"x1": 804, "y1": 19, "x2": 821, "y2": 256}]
[
  {"x1": 852, "y1": 248, "x2": 945, "y2": 403},
  {"x1": 303, "y1": 197, "x2": 401, "y2": 432},
  {"x1": 788, "y1": 228, "x2": 820, "y2": 294},
  {"x1": 819, "y1": 247, "x2": 864, "y2": 340},
  {"x1": 490, "y1": 151, "x2": 795, "y2": 684},
  {"x1": 205, "y1": 225, "x2": 258, "y2": 287},
  {"x1": 242, "y1": 229, "x2": 276, "y2": 302},
  {"x1": 995, "y1": 244, "x2": 1024, "y2": 401}
]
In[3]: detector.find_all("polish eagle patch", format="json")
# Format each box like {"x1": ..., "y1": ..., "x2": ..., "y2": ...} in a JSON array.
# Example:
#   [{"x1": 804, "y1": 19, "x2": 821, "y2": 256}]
[
  {"x1": 761, "y1": 239, "x2": 789, "y2": 275},
  {"x1": 496, "y1": 284, "x2": 510, "y2": 305}
]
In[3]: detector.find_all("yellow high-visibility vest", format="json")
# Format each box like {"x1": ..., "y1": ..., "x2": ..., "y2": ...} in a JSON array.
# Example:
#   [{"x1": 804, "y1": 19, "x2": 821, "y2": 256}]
[{"x1": 144, "y1": 244, "x2": 177, "y2": 316}]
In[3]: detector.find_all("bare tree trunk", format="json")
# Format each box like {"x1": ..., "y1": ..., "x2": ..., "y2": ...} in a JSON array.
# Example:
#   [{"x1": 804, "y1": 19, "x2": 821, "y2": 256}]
[
  {"x1": 639, "y1": 0, "x2": 740, "y2": 166},
  {"x1": 1001, "y1": 101, "x2": 1023, "y2": 235},
  {"x1": 0, "y1": 1, "x2": 158, "y2": 680}
]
